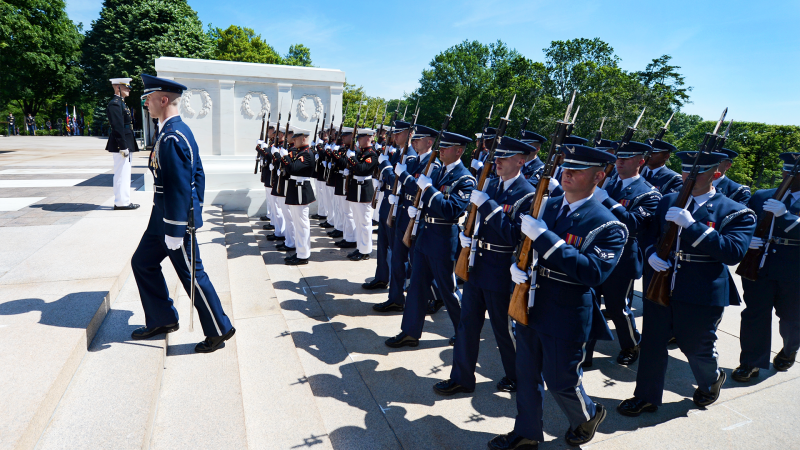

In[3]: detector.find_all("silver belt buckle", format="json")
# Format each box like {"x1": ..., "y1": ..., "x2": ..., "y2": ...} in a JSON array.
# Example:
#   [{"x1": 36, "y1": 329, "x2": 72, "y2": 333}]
[{"x1": 539, "y1": 266, "x2": 550, "y2": 278}]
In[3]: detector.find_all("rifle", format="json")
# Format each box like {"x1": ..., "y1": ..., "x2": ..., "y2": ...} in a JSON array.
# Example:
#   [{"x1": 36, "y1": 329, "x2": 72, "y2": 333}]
[
  {"x1": 371, "y1": 105, "x2": 398, "y2": 208},
  {"x1": 401, "y1": 103, "x2": 408, "y2": 121},
  {"x1": 386, "y1": 100, "x2": 420, "y2": 227},
  {"x1": 344, "y1": 96, "x2": 365, "y2": 196},
  {"x1": 255, "y1": 112, "x2": 266, "y2": 174},
  {"x1": 645, "y1": 108, "x2": 728, "y2": 306},
  {"x1": 455, "y1": 97, "x2": 516, "y2": 281},
  {"x1": 469, "y1": 103, "x2": 495, "y2": 176},
  {"x1": 597, "y1": 107, "x2": 646, "y2": 186},
  {"x1": 371, "y1": 101, "x2": 382, "y2": 130},
  {"x1": 276, "y1": 101, "x2": 293, "y2": 196},
  {"x1": 325, "y1": 102, "x2": 346, "y2": 183},
  {"x1": 270, "y1": 104, "x2": 283, "y2": 190},
  {"x1": 592, "y1": 117, "x2": 606, "y2": 147},
  {"x1": 643, "y1": 112, "x2": 675, "y2": 166},
  {"x1": 402, "y1": 96, "x2": 460, "y2": 247},
  {"x1": 736, "y1": 151, "x2": 799, "y2": 281},
  {"x1": 519, "y1": 102, "x2": 535, "y2": 137},
  {"x1": 566, "y1": 105, "x2": 580, "y2": 136},
  {"x1": 508, "y1": 91, "x2": 577, "y2": 326}
]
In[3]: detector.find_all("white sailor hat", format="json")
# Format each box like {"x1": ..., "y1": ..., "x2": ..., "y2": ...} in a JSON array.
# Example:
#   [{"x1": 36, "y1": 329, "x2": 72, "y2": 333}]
[
  {"x1": 292, "y1": 127, "x2": 311, "y2": 136},
  {"x1": 109, "y1": 78, "x2": 132, "y2": 87},
  {"x1": 356, "y1": 128, "x2": 376, "y2": 137},
  {"x1": 341, "y1": 127, "x2": 355, "y2": 136}
]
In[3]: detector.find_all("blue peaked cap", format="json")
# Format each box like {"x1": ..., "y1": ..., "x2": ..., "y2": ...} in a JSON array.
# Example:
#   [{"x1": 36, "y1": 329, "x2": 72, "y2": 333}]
[
  {"x1": 392, "y1": 120, "x2": 411, "y2": 133},
  {"x1": 616, "y1": 141, "x2": 653, "y2": 158},
  {"x1": 519, "y1": 130, "x2": 547, "y2": 144},
  {"x1": 718, "y1": 148, "x2": 738, "y2": 160},
  {"x1": 412, "y1": 124, "x2": 438, "y2": 139},
  {"x1": 494, "y1": 136, "x2": 535, "y2": 159},
  {"x1": 560, "y1": 144, "x2": 616, "y2": 170},
  {"x1": 439, "y1": 131, "x2": 472, "y2": 148},
  {"x1": 779, "y1": 152, "x2": 800, "y2": 172},
  {"x1": 563, "y1": 135, "x2": 589, "y2": 145},
  {"x1": 676, "y1": 151, "x2": 727, "y2": 173},
  {"x1": 648, "y1": 138, "x2": 678, "y2": 153},
  {"x1": 141, "y1": 74, "x2": 187, "y2": 97}
]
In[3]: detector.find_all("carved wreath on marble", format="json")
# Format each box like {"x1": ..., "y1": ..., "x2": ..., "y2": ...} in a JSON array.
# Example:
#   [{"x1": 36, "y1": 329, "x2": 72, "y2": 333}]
[
  {"x1": 296, "y1": 94, "x2": 323, "y2": 120},
  {"x1": 181, "y1": 89, "x2": 212, "y2": 117},
  {"x1": 242, "y1": 91, "x2": 271, "y2": 118}
]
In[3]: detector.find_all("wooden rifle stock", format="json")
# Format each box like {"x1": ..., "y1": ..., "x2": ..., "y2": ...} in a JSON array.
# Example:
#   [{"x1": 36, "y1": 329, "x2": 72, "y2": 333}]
[{"x1": 736, "y1": 159, "x2": 800, "y2": 281}]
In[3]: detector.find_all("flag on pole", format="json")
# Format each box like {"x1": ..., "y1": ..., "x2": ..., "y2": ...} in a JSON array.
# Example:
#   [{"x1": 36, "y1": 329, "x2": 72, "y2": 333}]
[{"x1": 65, "y1": 104, "x2": 71, "y2": 133}]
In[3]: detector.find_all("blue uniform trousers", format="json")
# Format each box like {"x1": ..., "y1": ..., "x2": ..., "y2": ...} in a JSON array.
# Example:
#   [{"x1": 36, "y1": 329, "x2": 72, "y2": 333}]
[
  {"x1": 634, "y1": 299, "x2": 723, "y2": 405},
  {"x1": 450, "y1": 281, "x2": 516, "y2": 390},
  {"x1": 740, "y1": 276, "x2": 800, "y2": 368},
  {"x1": 400, "y1": 248, "x2": 461, "y2": 339},
  {"x1": 387, "y1": 211, "x2": 438, "y2": 306},
  {"x1": 585, "y1": 276, "x2": 640, "y2": 363},
  {"x1": 514, "y1": 325, "x2": 596, "y2": 442},
  {"x1": 373, "y1": 198, "x2": 393, "y2": 283},
  {"x1": 132, "y1": 205, "x2": 233, "y2": 337}
]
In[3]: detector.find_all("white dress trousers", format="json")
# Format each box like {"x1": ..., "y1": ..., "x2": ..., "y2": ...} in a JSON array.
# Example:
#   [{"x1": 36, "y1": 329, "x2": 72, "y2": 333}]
[
  {"x1": 350, "y1": 202, "x2": 374, "y2": 255},
  {"x1": 112, "y1": 152, "x2": 132, "y2": 207},
  {"x1": 288, "y1": 204, "x2": 311, "y2": 259}
]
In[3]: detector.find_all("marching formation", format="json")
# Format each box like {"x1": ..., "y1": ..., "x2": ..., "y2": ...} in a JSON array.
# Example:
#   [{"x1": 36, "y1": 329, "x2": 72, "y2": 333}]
[{"x1": 124, "y1": 73, "x2": 799, "y2": 449}]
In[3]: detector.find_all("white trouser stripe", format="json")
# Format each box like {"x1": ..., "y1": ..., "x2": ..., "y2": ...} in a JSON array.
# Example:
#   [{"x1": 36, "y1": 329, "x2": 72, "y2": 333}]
[
  {"x1": 576, "y1": 342, "x2": 591, "y2": 421},
  {"x1": 622, "y1": 279, "x2": 637, "y2": 344},
  {"x1": 181, "y1": 243, "x2": 222, "y2": 336}
]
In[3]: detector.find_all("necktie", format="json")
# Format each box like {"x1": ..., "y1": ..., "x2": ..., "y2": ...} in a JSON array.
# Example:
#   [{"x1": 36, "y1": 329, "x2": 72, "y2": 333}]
[
  {"x1": 687, "y1": 198, "x2": 697, "y2": 213},
  {"x1": 555, "y1": 205, "x2": 570, "y2": 227},
  {"x1": 642, "y1": 168, "x2": 650, "y2": 180}
]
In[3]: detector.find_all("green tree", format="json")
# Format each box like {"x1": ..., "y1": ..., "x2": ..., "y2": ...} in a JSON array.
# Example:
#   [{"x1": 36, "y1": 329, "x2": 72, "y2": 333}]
[
  {"x1": 81, "y1": 0, "x2": 213, "y2": 111},
  {"x1": 209, "y1": 25, "x2": 281, "y2": 64},
  {"x1": 284, "y1": 44, "x2": 312, "y2": 67},
  {"x1": 0, "y1": 0, "x2": 83, "y2": 116}
]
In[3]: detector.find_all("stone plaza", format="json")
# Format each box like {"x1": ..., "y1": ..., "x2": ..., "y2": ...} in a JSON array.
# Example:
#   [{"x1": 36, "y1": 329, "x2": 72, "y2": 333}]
[{"x1": 0, "y1": 136, "x2": 798, "y2": 449}]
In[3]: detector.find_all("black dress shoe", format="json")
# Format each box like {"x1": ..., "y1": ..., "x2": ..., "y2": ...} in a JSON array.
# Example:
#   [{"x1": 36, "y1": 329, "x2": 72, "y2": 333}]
[
  {"x1": 385, "y1": 332, "x2": 419, "y2": 348},
  {"x1": 373, "y1": 228, "x2": 379, "y2": 234},
  {"x1": 347, "y1": 249, "x2": 359, "y2": 258},
  {"x1": 349, "y1": 251, "x2": 370, "y2": 261},
  {"x1": 284, "y1": 253, "x2": 298, "y2": 261},
  {"x1": 319, "y1": 221, "x2": 334, "y2": 228},
  {"x1": 617, "y1": 397, "x2": 658, "y2": 417},
  {"x1": 311, "y1": 214, "x2": 322, "y2": 220},
  {"x1": 372, "y1": 219, "x2": 379, "y2": 226},
  {"x1": 497, "y1": 377, "x2": 517, "y2": 393},
  {"x1": 276, "y1": 244, "x2": 296, "y2": 252},
  {"x1": 565, "y1": 402, "x2": 606, "y2": 446},
  {"x1": 581, "y1": 360, "x2": 594, "y2": 370},
  {"x1": 266, "y1": 234, "x2": 286, "y2": 241},
  {"x1": 327, "y1": 229, "x2": 342, "y2": 237},
  {"x1": 617, "y1": 345, "x2": 640, "y2": 366},
  {"x1": 693, "y1": 370, "x2": 726, "y2": 407},
  {"x1": 336, "y1": 240, "x2": 357, "y2": 248},
  {"x1": 362, "y1": 279, "x2": 389, "y2": 290},
  {"x1": 488, "y1": 431, "x2": 538, "y2": 450},
  {"x1": 286, "y1": 257, "x2": 308, "y2": 265},
  {"x1": 131, "y1": 323, "x2": 179, "y2": 340},
  {"x1": 114, "y1": 203, "x2": 140, "y2": 210},
  {"x1": 373, "y1": 300, "x2": 403, "y2": 312},
  {"x1": 259, "y1": 215, "x2": 270, "y2": 221},
  {"x1": 448, "y1": 335, "x2": 456, "y2": 346},
  {"x1": 732, "y1": 364, "x2": 760, "y2": 382},
  {"x1": 317, "y1": 215, "x2": 327, "y2": 220},
  {"x1": 262, "y1": 224, "x2": 275, "y2": 230},
  {"x1": 774, "y1": 349, "x2": 797, "y2": 372},
  {"x1": 427, "y1": 299, "x2": 444, "y2": 314},
  {"x1": 195, "y1": 327, "x2": 236, "y2": 353},
  {"x1": 433, "y1": 379, "x2": 474, "y2": 396}
]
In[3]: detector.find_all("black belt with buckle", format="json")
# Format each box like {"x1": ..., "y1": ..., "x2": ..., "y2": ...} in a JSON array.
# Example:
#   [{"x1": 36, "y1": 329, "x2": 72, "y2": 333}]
[
  {"x1": 536, "y1": 266, "x2": 581, "y2": 285},
  {"x1": 477, "y1": 240, "x2": 514, "y2": 253},
  {"x1": 674, "y1": 252, "x2": 716, "y2": 263},
  {"x1": 424, "y1": 216, "x2": 457, "y2": 225},
  {"x1": 770, "y1": 237, "x2": 800, "y2": 246},
  {"x1": 405, "y1": 194, "x2": 415, "y2": 202}
]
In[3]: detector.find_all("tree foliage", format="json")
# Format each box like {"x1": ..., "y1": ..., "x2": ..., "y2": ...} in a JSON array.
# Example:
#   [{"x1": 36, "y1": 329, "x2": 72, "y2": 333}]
[
  {"x1": 284, "y1": 44, "x2": 312, "y2": 67},
  {"x1": 0, "y1": 0, "x2": 83, "y2": 116},
  {"x1": 209, "y1": 25, "x2": 281, "y2": 64}
]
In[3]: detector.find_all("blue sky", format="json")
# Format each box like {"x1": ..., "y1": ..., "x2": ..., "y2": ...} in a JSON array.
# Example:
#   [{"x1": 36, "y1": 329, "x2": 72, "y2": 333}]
[{"x1": 67, "y1": 0, "x2": 800, "y2": 125}]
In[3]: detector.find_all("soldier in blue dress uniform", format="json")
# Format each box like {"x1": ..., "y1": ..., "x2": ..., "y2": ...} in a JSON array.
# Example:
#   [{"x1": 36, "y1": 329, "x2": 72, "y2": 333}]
[
  {"x1": 519, "y1": 130, "x2": 547, "y2": 186},
  {"x1": 584, "y1": 141, "x2": 662, "y2": 368},
  {"x1": 548, "y1": 135, "x2": 588, "y2": 194},
  {"x1": 642, "y1": 139, "x2": 683, "y2": 195},
  {"x1": 469, "y1": 126, "x2": 496, "y2": 174},
  {"x1": 433, "y1": 137, "x2": 536, "y2": 397},
  {"x1": 618, "y1": 151, "x2": 756, "y2": 416},
  {"x1": 490, "y1": 144, "x2": 626, "y2": 449},
  {"x1": 130, "y1": 74, "x2": 235, "y2": 353},
  {"x1": 385, "y1": 131, "x2": 476, "y2": 348},
  {"x1": 373, "y1": 125, "x2": 441, "y2": 313},
  {"x1": 363, "y1": 121, "x2": 409, "y2": 289},
  {"x1": 733, "y1": 152, "x2": 800, "y2": 381},
  {"x1": 713, "y1": 148, "x2": 752, "y2": 204}
]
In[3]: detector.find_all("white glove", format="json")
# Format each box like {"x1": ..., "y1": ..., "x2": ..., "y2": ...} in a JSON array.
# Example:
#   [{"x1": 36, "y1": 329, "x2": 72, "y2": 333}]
[
  {"x1": 763, "y1": 199, "x2": 788, "y2": 217},
  {"x1": 510, "y1": 263, "x2": 530, "y2": 284},
  {"x1": 378, "y1": 154, "x2": 390, "y2": 164},
  {"x1": 279, "y1": 147, "x2": 288, "y2": 157},
  {"x1": 666, "y1": 206, "x2": 696, "y2": 228},
  {"x1": 388, "y1": 146, "x2": 397, "y2": 154},
  {"x1": 648, "y1": 253, "x2": 672, "y2": 272},
  {"x1": 470, "y1": 190, "x2": 489, "y2": 207},
  {"x1": 407, "y1": 205, "x2": 418, "y2": 219},
  {"x1": 257, "y1": 139, "x2": 264, "y2": 147},
  {"x1": 388, "y1": 194, "x2": 398, "y2": 205},
  {"x1": 165, "y1": 235, "x2": 183, "y2": 250},
  {"x1": 749, "y1": 236, "x2": 765, "y2": 249},
  {"x1": 394, "y1": 163, "x2": 407, "y2": 176},
  {"x1": 416, "y1": 174, "x2": 432, "y2": 191},
  {"x1": 520, "y1": 215, "x2": 548, "y2": 241},
  {"x1": 314, "y1": 153, "x2": 319, "y2": 161},
  {"x1": 120, "y1": 149, "x2": 129, "y2": 157},
  {"x1": 459, "y1": 231, "x2": 472, "y2": 248},
  {"x1": 593, "y1": 188, "x2": 609, "y2": 203},
  {"x1": 471, "y1": 159, "x2": 484, "y2": 171},
  {"x1": 548, "y1": 178, "x2": 560, "y2": 193},
  {"x1": 271, "y1": 147, "x2": 279, "y2": 154},
  {"x1": 269, "y1": 164, "x2": 274, "y2": 171},
  {"x1": 346, "y1": 149, "x2": 356, "y2": 158},
  {"x1": 343, "y1": 169, "x2": 350, "y2": 176},
  {"x1": 259, "y1": 142, "x2": 268, "y2": 150}
]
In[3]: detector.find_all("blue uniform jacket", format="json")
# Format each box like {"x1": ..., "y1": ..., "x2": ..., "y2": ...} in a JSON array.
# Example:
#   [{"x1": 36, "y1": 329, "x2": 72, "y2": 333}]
[
  {"x1": 644, "y1": 165, "x2": 683, "y2": 195},
  {"x1": 528, "y1": 196, "x2": 628, "y2": 342},
  {"x1": 417, "y1": 160, "x2": 476, "y2": 261},
  {"x1": 715, "y1": 176, "x2": 752, "y2": 205},
  {"x1": 397, "y1": 150, "x2": 436, "y2": 209},
  {"x1": 472, "y1": 175, "x2": 536, "y2": 292},
  {"x1": 645, "y1": 192, "x2": 756, "y2": 307},
  {"x1": 377, "y1": 146, "x2": 402, "y2": 193},
  {"x1": 522, "y1": 156, "x2": 545, "y2": 187},
  {"x1": 746, "y1": 189, "x2": 800, "y2": 280},
  {"x1": 601, "y1": 176, "x2": 662, "y2": 278},
  {"x1": 150, "y1": 116, "x2": 205, "y2": 237}
]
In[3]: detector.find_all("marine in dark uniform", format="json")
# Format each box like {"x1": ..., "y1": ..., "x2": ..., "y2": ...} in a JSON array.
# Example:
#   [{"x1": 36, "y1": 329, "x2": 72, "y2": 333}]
[
  {"x1": 130, "y1": 74, "x2": 234, "y2": 353},
  {"x1": 345, "y1": 128, "x2": 379, "y2": 261},
  {"x1": 106, "y1": 77, "x2": 140, "y2": 210},
  {"x1": 282, "y1": 127, "x2": 317, "y2": 265}
]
